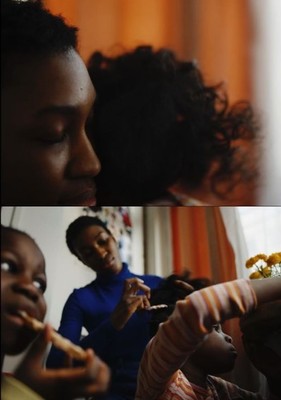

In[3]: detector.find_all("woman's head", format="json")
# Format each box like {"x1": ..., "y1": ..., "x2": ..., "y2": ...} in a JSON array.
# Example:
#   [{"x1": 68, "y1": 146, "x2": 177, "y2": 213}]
[
  {"x1": 1, "y1": 0, "x2": 100, "y2": 205},
  {"x1": 88, "y1": 45, "x2": 258, "y2": 205},
  {"x1": 1, "y1": 226, "x2": 47, "y2": 356},
  {"x1": 66, "y1": 216, "x2": 122, "y2": 275}
]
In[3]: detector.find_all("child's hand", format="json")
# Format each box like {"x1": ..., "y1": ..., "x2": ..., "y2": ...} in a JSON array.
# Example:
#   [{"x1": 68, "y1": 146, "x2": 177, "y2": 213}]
[
  {"x1": 14, "y1": 324, "x2": 110, "y2": 400},
  {"x1": 110, "y1": 278, "x2": 151, "y2": 330}
]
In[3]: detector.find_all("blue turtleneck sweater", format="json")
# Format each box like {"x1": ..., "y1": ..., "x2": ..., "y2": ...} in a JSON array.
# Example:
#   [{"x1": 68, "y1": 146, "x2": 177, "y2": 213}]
[{"x1": 46, "y1": 263, "x2": 163, "y2": 400}]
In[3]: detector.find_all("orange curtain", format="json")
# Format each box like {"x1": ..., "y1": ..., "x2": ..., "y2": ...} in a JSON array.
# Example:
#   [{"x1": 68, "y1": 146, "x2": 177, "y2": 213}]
[
  {"x1": 170, "y1": 206, "x2": 236, "y2": 282},
  {"x1": 44, "y1": 0, "x2": 252, "y2": 103}
]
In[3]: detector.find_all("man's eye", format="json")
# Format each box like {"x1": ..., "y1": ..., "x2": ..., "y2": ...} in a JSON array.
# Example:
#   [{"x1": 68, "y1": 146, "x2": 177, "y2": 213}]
[
  {"x1": 33, "y1": 279, "x2": 46, "y2": 293},
  {"x1": 41, "y1": 133, "x2": 68, "y2": 144},
  {"x1": 1, "y1": 260, "x2": 16, "y2": 273}
]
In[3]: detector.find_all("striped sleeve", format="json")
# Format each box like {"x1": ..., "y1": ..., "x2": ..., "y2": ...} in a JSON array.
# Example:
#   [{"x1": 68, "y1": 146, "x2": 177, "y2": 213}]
[{"x1": 136, "y1": 279, "x2": 257, "y2": 400}]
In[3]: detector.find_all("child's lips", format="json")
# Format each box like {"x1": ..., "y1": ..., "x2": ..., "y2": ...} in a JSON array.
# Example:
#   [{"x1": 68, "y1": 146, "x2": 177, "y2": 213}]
[
  {"x1": 6, "y1": 311, "x2": 25, "y2": 328},
  {"x1": 230, "y1": 347, "x2": 238, "y2": 357},
  {"x1": 7, "y1": 307, "x2": 38, "y2": 327}
]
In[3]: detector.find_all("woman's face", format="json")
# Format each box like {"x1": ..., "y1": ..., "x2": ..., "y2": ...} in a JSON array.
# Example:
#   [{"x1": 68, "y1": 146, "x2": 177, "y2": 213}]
[
  {"x1": 1, "y1": 231, "x2": 47, "y2": 355},
  {"x1": 73, "y1": 225, "x2": 123, "y2": 276},
  {"x1": 1, "y1": 49, "x2": 101, "y2": 205}
]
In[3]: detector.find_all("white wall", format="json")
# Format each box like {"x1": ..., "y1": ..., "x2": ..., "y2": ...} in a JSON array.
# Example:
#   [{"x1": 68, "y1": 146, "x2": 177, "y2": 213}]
[
  {"x1": 144, "y1": 207, "x2": 173, "y2": 276},
  {"x1": 250, "y1": 0, "x2": 281, "y2": 204}
]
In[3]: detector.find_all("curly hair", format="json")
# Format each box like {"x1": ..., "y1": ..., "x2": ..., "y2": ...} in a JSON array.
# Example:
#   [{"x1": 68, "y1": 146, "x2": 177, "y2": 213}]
[
  {"x1": 87, "y1": 46, "x2": 259, "y2": 205},
  {"x1": 149, "y1": 273, "x2": 212, "y2": 337},
  {"x1": 1, "y1": 0, "x2": 78, "y2": 78},
  {"x1": 66, "y1": 216, "x2": 112, "y2": 257}
]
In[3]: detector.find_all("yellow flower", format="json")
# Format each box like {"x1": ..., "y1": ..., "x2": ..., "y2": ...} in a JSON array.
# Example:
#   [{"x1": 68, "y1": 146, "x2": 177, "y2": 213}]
[
  {"x1": 245, "y1": 254, "x2": 267, "y2": 268},
  {"x1": 261, "y1": 266, "x2": 272, "y2": 277},
  {"x1": 246, "y1": 251, "x2": 281, "y2": 279},
  {"x1": 249, "y1": 271, "x2": 262, "y2": 279},
  {"x1": 267, "y1": 252, "x2": 281, "y2": 266}
]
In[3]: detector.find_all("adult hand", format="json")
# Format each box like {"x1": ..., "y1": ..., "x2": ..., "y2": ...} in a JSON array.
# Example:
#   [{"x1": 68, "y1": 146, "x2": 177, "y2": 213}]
[
  {"x1": 14, "y1": 324, "x2": 110, "y2": 400},
  {"x1": 174, "y1": 280, "x2": 195, "y2": 295},
  {"x1": 240, "y1": 300, "x2": 281, "y2": 385},
  {"x1": 110, "y1": 277, "x2": 151, "y2": 330}
]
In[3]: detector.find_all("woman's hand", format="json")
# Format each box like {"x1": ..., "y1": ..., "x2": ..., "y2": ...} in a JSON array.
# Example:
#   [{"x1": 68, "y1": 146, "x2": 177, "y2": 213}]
[
  {"x1": 240, "y1": 300, "x2": 281, "y2": 387},
  {"x1": 174, "y1": 280, "x2": 195, "y2": 295},
  {"x1": 110, "y1": 277, "x2": 151, "y2": 330},
  {"x1": 14, "y1": 324, "x2": 110, "y2": 400}
]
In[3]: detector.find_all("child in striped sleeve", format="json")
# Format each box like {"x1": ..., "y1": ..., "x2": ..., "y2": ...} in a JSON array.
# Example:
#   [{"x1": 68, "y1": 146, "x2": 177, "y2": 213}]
[{"x1": 136, "y1": 275, "x2": 281, "y2": 400}]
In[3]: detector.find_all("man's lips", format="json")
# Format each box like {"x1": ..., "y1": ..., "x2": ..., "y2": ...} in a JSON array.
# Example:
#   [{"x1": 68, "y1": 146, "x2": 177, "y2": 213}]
[{"x1": 60, "y1": 188, "x2": 97, "y2": 206}]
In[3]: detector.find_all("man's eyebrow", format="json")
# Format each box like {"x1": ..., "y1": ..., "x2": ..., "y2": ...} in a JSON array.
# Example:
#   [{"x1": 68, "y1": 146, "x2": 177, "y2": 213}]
[{"x1": 36, "y1": 105, "x2": 80, "y2": 117}]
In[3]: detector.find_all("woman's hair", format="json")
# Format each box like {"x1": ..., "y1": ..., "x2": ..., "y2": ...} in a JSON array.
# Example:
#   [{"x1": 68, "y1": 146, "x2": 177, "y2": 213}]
[
  {"x1": 149, "y1": 273, "x2": 212, "y2": 337},
  {"x1": 66, "y1": 216, "x2": 112, "y2": 256},
  {"x1": 88, "y1": 45, "x2": 259, "y2": 205},
  {"x1": 1, "y1": 0, "x2": 78, "y2": 82}
]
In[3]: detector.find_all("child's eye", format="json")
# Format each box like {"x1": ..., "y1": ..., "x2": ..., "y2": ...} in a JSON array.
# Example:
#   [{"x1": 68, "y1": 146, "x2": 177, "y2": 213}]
[
  {"x1": 1, "y1": 260, "x2": 17, "y2": 273},
  {"x1": 33, "y1": 279, "x2": 46, "y2": 293},
  {"x1": 213, "y1": 324, "x2": 222, "y2": 332}
]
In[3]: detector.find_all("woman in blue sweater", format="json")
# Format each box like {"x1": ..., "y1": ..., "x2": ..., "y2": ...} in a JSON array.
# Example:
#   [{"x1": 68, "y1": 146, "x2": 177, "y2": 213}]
[{"x1": 46, "y1": 216, "x2": 163, "y2": 400}]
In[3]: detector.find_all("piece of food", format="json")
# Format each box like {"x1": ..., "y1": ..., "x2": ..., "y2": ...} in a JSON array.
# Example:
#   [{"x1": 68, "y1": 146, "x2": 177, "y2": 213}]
[
  {"x1": 147, "y1": 304, "x2": 168, "y2": 310},
  {"x1": 18, "y1": 310, "x2": 87, "y2": 360}
]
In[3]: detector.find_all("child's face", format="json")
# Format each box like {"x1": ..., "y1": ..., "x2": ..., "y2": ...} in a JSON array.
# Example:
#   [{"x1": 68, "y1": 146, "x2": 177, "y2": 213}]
[
  {"x1": 1, "y1": 230, "x2": 47, "y2": 355},
  {"x1": 190, "y1": 324, "x2": 238, "y2": 374}
]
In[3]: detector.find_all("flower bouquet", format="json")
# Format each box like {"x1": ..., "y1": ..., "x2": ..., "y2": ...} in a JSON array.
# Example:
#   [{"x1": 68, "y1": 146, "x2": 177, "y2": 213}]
[{"x1": 245, "y1": 252, "x2": 281, "y2": 279}]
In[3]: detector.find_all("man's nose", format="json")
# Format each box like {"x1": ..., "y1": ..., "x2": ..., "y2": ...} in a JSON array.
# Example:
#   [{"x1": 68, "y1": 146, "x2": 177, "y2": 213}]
[{"x1": 67, "y1": 131, "x2": 101, "y2": 178}]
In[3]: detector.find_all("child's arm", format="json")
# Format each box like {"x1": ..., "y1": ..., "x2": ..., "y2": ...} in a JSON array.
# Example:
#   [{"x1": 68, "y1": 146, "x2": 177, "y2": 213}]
[
  {"x1": 136, "y1": 277, "x2": 281, "y2": 400},
  {"x1": 14, "y1": 324, "x2": 110, "y2": 400}
]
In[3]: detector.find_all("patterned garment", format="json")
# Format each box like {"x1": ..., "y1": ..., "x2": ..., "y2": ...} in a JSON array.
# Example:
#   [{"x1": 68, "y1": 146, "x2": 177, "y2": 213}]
[
  {"x1": 1, "y1": 375, "x2": 43, "y2": 400},
  {"x1": 136, "y1": 279, "x2": 267, "y2": 400}
]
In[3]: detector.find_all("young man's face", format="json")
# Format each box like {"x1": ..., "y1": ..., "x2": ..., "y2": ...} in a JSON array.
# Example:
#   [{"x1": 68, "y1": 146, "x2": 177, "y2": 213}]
[
  {"x1": 73, "y1": 225, "x2": 123, "y2": 276},
  {"x1": 190, "y1": 324, "x2": 238, "y2": 374},
  {"x1": 1, "y1": 231, "x2": 47, "y2": 355},
  {"x1": 1, "y1": 49, "x2": 101, "y2": 205}
]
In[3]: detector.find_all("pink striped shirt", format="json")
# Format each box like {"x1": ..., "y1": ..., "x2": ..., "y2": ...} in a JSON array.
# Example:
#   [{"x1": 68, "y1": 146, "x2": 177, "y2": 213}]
[{"x1": 136, "y1": 279, "x2": 264, "y2": 400}]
